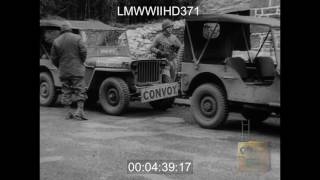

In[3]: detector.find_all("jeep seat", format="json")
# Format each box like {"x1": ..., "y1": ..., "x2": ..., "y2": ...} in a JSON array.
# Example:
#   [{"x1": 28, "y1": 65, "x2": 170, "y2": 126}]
[
  {"x1": 225, "y1": 57, "x2": 248, "y2": 80},
  {"x1": 254, "y1": 57, "x2": 275, "y2": 80}
]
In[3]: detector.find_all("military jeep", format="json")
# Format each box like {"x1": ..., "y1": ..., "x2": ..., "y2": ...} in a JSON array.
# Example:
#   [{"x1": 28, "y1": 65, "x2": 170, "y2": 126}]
[
  {"x1": 177, "y1": 14, "x2": 280, "y2": 129},
  {"x1": 40, "y1": 19, "x2": 178, "y2": 115}
]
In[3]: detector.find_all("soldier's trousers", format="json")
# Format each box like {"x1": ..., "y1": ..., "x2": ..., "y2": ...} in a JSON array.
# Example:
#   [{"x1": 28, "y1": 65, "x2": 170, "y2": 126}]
[
  {"x1": 165, "y1": 60, "x2": 177, "y2": 81},
  {"x1": 60, "y1": 76, "x2": 88, "y2": 106}
]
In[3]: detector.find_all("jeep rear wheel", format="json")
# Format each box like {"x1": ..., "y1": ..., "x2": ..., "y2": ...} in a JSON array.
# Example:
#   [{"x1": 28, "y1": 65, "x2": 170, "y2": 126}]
[
  {"x1": 99, "y1": 77, "x2": 130, "y2": 115},
  {"x1": 149, "y1": 74, "x2": 175, "y2": 111},
  {"x1": 191, "y1": 83, "x2": 228, "y2": 129},
  {"x1": 40, "y1": 72, "x2": 57, "y2": 106}
]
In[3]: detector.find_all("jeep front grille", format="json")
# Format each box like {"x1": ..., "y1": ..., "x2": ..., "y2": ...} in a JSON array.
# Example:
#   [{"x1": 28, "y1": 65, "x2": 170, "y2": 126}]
[{"x1": 136, "y1": 60, "x2": 161, "y2": 84}]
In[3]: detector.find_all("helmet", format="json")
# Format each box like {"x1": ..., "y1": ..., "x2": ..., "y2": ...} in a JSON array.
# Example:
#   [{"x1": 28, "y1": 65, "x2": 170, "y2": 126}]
[
  {"x1": 61, "y1": 21, "x2": 72, "y2": 32},
  {"x1": 162, "y1": 20, "x2": 173, "y2": 30}
]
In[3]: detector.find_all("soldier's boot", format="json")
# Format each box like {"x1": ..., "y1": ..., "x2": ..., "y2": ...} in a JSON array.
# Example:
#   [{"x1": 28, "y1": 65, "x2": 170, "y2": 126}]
[
  {"x1": 73, "y1": 101, "x2": 88, "y2": 120},
  {"x1": 64, "y1": 105, "x2": 74, "y2": 120}
]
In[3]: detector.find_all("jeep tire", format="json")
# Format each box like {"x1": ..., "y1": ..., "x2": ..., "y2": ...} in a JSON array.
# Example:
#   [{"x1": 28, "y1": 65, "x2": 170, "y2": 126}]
[
  {"x1": 149, "y1": 74, "x2": 175, "y2": 111},
  {"x1": 99, "y1": 77, "x2": 130, "y2": 115},
  {"x1": 40, "y1": 72, "x2": 57, "y2": 106},
  {"x1": 191, "y1": 83, "x2": 228, "y2": 129}
]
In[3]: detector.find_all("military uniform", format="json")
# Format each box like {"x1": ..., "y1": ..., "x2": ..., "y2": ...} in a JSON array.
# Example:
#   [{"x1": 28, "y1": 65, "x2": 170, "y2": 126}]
[
  {"x1": 150, "y1": 20, "x2": 181, "y2": 80},
  {"x1": 51, "y1": 21, "x2": 88, "y2": 120},
  {"x1": 51, "y1": 31, "x2": 88, "y2": 105}
]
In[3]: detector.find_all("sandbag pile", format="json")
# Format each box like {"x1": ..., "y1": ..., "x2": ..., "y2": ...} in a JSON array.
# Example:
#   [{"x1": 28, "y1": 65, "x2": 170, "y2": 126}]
[{"x1": 119, "y1": 19, "x2": 185, "y2": 59}]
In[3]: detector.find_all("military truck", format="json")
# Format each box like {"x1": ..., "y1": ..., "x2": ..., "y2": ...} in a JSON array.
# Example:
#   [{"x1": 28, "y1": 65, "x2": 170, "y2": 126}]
[
  {"x1": 40, "y1": 19, "x2": 178, "y2": 115},
  {"x1": 176, "y1": 14, "x2": 280, "y2": 129}
]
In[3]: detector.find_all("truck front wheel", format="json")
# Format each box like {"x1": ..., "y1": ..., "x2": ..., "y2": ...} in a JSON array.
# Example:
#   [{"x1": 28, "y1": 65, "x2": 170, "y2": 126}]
[
  {"x1": 99, "y1": 77, "x2": 130, "y2": 115},
  {"x1": 191, "y1": 83, "x2": 228, "y2": 129}
]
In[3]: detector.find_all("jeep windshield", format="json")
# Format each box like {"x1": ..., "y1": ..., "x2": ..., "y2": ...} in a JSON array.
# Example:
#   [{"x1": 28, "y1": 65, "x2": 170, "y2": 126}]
[{"x1": 81, "y1": 30, "x2": 131, "y2": 58}]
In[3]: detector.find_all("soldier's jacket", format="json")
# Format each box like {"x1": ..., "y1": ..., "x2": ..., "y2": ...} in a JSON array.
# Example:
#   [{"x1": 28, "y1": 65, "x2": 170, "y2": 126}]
[
  {"x1": 51, "y1": 32, "x2": 87, "y2": 78},
  {"x1": 150, "y1": 33, "x2": 181, "y2": 61}
]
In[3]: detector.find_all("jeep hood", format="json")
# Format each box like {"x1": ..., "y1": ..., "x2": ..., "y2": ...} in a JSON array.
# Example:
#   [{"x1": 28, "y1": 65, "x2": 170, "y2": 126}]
[{"x1": 85, "y1": 56, "x2": 134, "y2": 68}]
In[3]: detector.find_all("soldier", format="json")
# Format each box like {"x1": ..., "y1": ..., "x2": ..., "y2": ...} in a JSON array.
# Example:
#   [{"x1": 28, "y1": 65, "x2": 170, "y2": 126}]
[
  {"x1": 51, "y1": 21, "x2": 88, "y2": 120},
  {"x1": 150, "y1": 19, "x2": 182, "y2": 81}
]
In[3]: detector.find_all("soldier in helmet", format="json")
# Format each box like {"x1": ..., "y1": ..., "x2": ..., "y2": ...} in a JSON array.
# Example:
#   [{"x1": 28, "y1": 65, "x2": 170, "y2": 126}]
[
  {"x1": 51, "y1": 21, "x2": 88, "y2": 120},
  {"x1": 150, "y1": 19, "x2": 182, "y2": 80}
]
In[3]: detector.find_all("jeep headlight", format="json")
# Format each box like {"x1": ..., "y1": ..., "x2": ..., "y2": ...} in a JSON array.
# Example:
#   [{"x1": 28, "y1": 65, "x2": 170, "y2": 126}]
[
  {"x1": 121, "y1": 62, "x2": 130, "y2": 69},
  {"x1": 131, "y1": 61, "x2": 138, "y2": 70}
]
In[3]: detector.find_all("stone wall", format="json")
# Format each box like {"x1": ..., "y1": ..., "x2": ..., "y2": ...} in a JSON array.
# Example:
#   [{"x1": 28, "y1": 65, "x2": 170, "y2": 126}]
[
  {"x1": 248, "y1": 0, "x2": 280, "y2": 59},
  {"x1": 250, "y1": 0, "x2": 280, "y2": 18}
]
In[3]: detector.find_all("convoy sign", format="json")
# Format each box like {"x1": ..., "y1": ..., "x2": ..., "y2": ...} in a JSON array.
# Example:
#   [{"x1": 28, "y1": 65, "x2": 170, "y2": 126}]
[{"x1": 141, "y1": 82, "x2": 179, "y2": 103}]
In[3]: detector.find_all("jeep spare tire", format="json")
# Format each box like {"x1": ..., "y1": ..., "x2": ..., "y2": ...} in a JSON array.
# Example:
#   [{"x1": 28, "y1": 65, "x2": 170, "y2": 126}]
[
  {"x1": 191, "y1": 83, "x2": 228, "y2": 129},
  {"x1": 99, "y1": 77, "x2": 130, "y2": 115},
  {"x1": 40, "y1": 72, "x2": 57, "y2": 106}
]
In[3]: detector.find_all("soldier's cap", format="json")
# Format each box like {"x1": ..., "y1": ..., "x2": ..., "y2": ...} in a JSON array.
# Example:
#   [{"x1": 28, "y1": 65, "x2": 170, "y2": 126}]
[
  {"x1": 61, "y1": 21, "x2": 72, "y2": 32},
  {"x1": 162, "y1": 20, "x2": 174, "y2": 31}
]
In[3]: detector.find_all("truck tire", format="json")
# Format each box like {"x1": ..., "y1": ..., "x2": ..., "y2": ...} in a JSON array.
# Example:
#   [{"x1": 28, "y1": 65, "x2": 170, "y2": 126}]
[
  {"x1": 40, "y1": 72, "x2": 57, "y2": 106},
  {"x1": 241, "y1": 109, "x2": 271, "y2": 123},
  {"x1": 149, "y1": 74, "x2": 175, "y2": 111},
  {"x1": 191, "y1": 83, "x2": 228, "y2": 129},
  {"x1": 99, "y1": 77, "x2": 130, "y2": 115}
]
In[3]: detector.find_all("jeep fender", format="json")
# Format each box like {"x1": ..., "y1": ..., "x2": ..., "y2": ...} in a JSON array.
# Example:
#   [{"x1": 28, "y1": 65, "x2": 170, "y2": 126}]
[
  {"x1": 184, "y1": 72, "x2": 227, "y2": 97},
  {"x1": 85, "y1": 68, "x2": 133, "y2": 91},
  {"x1": 39, "y1": 59, "x2": 61, "y2": 87}
]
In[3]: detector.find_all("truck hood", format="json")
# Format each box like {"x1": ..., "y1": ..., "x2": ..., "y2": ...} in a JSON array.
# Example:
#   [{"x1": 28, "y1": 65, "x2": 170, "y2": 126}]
[{"x1": 85, "y1": 56, "x2": 133, "y2": 68}]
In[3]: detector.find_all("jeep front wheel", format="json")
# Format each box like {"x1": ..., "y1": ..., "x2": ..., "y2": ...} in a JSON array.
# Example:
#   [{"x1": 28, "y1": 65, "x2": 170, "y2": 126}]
[
  {"x1": 99, "y1": 77, "x2": 130, "y2": 115},
  {"x1": 40, "y1": 72, "x2": 57, "y2": 106},
  {"x1": 191, "y1": 83, "x2": 228, "y2": 129}
]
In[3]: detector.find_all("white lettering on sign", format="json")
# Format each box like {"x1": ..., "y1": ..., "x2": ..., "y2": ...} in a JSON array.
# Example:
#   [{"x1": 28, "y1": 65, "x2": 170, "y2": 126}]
[{"x1": 141, "y1": 82, "x2": 179, "y2": 103}]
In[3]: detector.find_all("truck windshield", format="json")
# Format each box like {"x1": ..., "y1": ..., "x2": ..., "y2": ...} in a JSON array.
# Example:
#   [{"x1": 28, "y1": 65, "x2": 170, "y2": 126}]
[{"x1": 81, "y1": 30, "x2": 131, "y2": 57}]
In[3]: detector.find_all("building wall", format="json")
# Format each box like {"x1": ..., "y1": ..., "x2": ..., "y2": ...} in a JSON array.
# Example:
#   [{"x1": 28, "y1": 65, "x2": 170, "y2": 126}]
[
  {"x1": 245, "y1": 0, "x2": 280, "y2": 60},
  {"x1": 250, "y1": 0, "x2": 280, "y2": 18}
]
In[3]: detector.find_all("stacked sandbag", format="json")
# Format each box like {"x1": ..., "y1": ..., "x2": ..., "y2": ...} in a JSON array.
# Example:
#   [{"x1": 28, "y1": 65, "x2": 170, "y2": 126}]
[{"x1": 119, "y1": 19, "x2": 185, "y2": 59}]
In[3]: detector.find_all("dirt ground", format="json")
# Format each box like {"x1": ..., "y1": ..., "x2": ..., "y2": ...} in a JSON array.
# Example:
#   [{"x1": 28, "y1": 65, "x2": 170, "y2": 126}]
[{"x1": 40, "y1": 102, "x2": 280, "y2": 180}]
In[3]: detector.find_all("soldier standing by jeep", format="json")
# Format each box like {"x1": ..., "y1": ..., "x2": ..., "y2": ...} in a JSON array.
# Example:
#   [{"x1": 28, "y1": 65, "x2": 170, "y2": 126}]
[
  {"x1": 150, "y1": 20, "x2": 182, "y2": 81},
  {"x1": 51, "y1": 21, "x2": 88, "y2": 120}
]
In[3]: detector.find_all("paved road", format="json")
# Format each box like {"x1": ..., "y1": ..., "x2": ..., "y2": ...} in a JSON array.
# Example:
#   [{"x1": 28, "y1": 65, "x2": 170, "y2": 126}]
[{"x1": 40, "y1": 102, "x2": 280, "y2": 180}]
